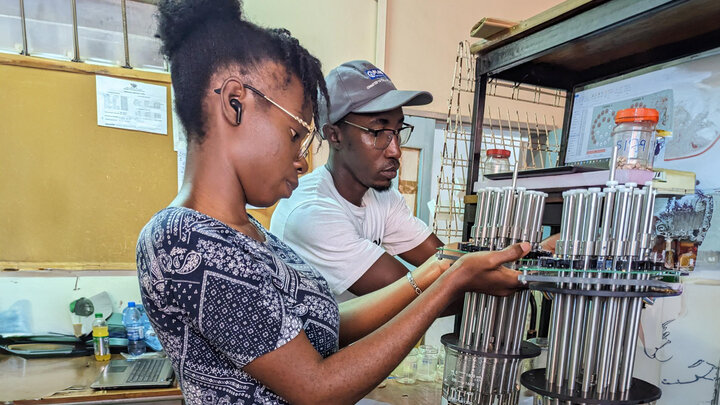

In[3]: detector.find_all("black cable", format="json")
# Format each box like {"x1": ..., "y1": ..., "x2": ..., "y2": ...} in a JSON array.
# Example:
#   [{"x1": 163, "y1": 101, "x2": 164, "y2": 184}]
[
  {"x1": 538, "y1": 295, "x2": 553, "y2": 338},
  {"x1": 527, "y1": 292, "x2": 538, "y2": 339}
]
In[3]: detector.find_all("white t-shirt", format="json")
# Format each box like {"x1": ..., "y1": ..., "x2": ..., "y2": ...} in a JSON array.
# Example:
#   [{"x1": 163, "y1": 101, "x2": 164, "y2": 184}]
[{"x1": 270, "y1": 165, "x2": 432, "y2": 299}]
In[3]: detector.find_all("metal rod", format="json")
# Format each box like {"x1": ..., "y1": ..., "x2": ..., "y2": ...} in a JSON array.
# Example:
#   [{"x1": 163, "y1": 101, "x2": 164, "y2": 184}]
[
  {"x1": 473, "y1": 189, "x2": 488, "y2": 242},
  {"x1": 620, "y1": 297, "x2": 643, "y2": 391},
  {"x1": 609, "y1": 297, "x2": 630, "y2": 392},
  {"x1": 547, "y1": 296, "x2": 562, "y2": 385},
  {"x1": 502, "y1": 294, "x2": 519, "y2": 353},
  {"x1": 480, "y1": 189, "x2": 494, "y2": 246},
  {"x1": 498, "y1": 187, "x2": 515, "y2": 249},
  {"x1": 520, "y1": 192, "x2": 537, "y2": 243},
  {"x1": 567, "y1": 294, "x2": 586, "y2": 392},
  {"x1": 529, "y1": 192, "x2": 545, "y2": 248},
  {"x1": 596, "y1": 297, "x2": 617, "y2": 394},
  {"x1": 459, "y1": 293, "x2": 475, "y2": 345},
  {"x1": 71, "y1": 0, "x2": 80, "y2": 62},
  {"x1": 488, "y1": 190, "x2": 503, "y2": 250},
  {"x1": 473, "y1": 294, "x2": 488, "y2": 351},
  {"x1": 609, "y1": 145, "x2": 618, "y2": 182},
  {"x1": 581, "y1": 296, "x2": 601, "y2": 393},
  {"x1": 512, "y1": 290, "x2": 530, "y2": 353},
  {"x1": 481, "y1": 296, "x2": 498, "y2": 351},
  {"x1": 510, "y1": 188, "x2": 526, "y2": 243},
  {"x1": 535, "y1": 193, "x2": 548, "y2": 247},
  {"x1": 121, "y1": 0, "x2": 132, "y2": 68},
  {"x1": 19, "y1": 0, "x2": 28, "y2": 56},
  {"x1": 555, "y1": 293, "x2": 573, "y2": 388}
]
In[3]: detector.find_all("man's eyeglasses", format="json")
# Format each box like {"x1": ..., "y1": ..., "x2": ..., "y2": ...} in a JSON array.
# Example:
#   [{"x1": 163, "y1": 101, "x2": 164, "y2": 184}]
[
  {"x1": 214, "y1": 84, "x2": 317, "y2": 159},
  {"x1": 342, "y1": 120, "x2": 414, "y2": 150}
]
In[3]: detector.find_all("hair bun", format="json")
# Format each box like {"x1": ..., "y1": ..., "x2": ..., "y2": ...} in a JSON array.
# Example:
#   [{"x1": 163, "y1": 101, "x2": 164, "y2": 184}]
[{"x1": 156, "y1": 0, "x2": 243, "y2": 58}]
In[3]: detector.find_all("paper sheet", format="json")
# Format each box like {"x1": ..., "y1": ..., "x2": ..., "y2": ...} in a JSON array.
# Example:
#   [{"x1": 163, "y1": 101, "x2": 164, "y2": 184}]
[{"x1": 96, "y1": 75, "x2": 168, "y2": 135}]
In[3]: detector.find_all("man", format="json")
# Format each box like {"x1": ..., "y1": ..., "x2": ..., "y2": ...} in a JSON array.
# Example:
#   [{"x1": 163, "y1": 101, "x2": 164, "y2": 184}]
[{"x1": 270, "y1": 60, "x2": 442, "y2": 301}]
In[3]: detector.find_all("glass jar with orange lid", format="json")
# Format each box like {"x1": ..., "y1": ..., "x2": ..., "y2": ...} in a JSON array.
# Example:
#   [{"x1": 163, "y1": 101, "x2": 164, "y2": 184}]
[
  {"x1": 612, "y1": 108, "x2": 659, "y2": 170},
  {"x1": 483, "y1": 148, "x2": 511, "y2": 175}
]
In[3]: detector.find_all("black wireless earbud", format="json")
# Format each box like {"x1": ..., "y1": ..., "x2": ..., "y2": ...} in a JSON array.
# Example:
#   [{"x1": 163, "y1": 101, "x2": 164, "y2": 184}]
[{"x1": 229, "y1": 99, "x2": 242, "y2": 125}]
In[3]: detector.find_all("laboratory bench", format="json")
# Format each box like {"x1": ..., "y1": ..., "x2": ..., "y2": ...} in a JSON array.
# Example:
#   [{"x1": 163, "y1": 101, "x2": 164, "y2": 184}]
[
  {"x1": 0, "y1": 354, "x2": 182, "y2": 405},
  {"x1": 0, "y1": 354, "x2": 441, "y2": 405}
]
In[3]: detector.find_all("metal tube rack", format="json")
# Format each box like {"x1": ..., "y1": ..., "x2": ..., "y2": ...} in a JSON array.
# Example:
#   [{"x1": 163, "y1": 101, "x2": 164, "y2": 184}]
[
  {"x1": 441, "y1": 170, "x2": 547, "y2": 405},
  {"x1": 518, "y1": 180, "x2": 682, "y2": 405}
]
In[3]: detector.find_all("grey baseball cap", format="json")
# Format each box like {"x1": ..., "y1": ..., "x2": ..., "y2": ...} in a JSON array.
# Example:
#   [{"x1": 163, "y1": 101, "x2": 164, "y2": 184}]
[{"x1": 319, "y1": 60, "x2": 433, "y2": 127}]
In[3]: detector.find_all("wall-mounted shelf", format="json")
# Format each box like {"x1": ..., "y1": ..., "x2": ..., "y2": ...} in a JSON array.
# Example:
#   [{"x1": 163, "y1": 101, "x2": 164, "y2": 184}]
[
  {"x1": 462, "y1": 0, "x2": 718, "y2": 239},
  {"x1": 471, "y1": 0, "x2": 720, "y2": 89},
  {"x1": 465, "y1": 168, "x2": 694, "y2": 204},
  {"x1": 474, "y1": 169, "x2": 653, "y2": 193}
]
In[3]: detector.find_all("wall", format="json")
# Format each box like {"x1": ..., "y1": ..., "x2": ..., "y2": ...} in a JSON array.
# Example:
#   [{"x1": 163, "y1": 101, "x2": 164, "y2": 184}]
[
  {"x1": 243, "y1": 0, "x2": 379, "y2": 75},
  {"x1": 0, "y1": 56, "x2": 176, "y2": 269},
  {"x1": 383, "y1": 0, "x2": 565, "y2": 116},
  {"x1": 0, "y1": 271, "x2": 143, "y2": 336},
  {"x1": 244, "y1": 0, "x2": 566, "y2": 120}
]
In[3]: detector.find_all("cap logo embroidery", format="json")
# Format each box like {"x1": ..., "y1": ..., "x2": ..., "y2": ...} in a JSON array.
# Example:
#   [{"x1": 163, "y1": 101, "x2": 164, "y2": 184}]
[{"x1": 365, "y1": 69, "x2": 387, "y2": 80}]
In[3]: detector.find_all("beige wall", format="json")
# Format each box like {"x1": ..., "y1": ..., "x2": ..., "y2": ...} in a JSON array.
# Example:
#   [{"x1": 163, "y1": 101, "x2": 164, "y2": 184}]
[
  {"x1": 244, "y1": 0, "x2": 566, "y2": 122},
  {"x1": 385, "y1": 0, "x2": 561, "y2": 113},
  {"x1": 383, "y1": 0, "x2": 565, "y2": 116},
  {"x1": 243, "y1": 0, "x2": 569, "y2": 170},
  {"x1": 244, "y1": 0, "x2": 379, "y2": 75}
]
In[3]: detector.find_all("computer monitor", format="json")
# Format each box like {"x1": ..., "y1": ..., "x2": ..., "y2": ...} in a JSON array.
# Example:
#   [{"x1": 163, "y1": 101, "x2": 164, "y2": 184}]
[{"x1": 562, "y1": 47, "x2": 720, "y2": 174}]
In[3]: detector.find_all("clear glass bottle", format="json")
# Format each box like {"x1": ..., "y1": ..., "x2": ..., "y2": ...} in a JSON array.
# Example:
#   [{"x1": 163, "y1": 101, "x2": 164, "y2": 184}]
[
  {"x1": 483, "y1": 149, "x2": 511, "y2": 174},
  {"x1": 92, "y1": 313, "x2": 111, "y2": 361},
  {"x1": 612, "y1": 108, "x2": 659, "y2": 170}
]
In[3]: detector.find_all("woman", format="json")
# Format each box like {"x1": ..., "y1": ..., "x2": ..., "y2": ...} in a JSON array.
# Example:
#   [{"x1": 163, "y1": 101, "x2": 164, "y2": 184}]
[{"x1": 136, "y1": 1, "x2": 528, "y2": 404}]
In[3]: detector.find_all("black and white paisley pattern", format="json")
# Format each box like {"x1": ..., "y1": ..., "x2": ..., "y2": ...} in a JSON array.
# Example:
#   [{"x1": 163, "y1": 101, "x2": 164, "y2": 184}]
[{"x1": 136, "y1": 207, "x2": 340, "y2": 405}]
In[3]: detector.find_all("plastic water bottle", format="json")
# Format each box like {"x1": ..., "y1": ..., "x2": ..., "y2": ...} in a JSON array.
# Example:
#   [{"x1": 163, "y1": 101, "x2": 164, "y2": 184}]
[
  {"x1": 138, "y1": 306, "x2": 163, "y2": 352},
  {"x1": 122, "y1": 302, "x2": 146, "y2": 356},
  {"x1": 92, "y1": 313, "x2": 111, "y2": 361}
]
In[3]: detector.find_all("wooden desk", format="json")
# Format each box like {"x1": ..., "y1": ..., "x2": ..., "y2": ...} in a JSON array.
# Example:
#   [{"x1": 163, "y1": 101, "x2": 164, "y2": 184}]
[
  {"x1": 364, "y1": 379, "x2": 442, "y2": 405},
  {"x1": 0, "y1": 354, "x2": 182, "y2": 404},
  {"x1": 0, "y1": 354, "x2": 441, "y2": 404}
]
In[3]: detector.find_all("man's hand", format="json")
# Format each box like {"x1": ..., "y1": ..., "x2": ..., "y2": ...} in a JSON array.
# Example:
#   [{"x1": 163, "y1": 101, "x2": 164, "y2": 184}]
[{"x1": 540, "y1": 233, "x2": 561, "y2": 253}]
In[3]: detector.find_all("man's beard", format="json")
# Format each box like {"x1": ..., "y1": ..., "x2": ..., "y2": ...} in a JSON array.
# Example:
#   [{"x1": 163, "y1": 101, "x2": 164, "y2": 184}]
[{"x1": 372, "y1": 183, "x2": 392, "y2": 192}]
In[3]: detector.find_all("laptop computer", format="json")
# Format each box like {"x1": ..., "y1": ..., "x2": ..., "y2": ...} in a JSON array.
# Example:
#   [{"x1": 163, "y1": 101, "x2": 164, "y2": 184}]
[{"x1": 91, "y1": 357, "x2": 175, "y2": 389}]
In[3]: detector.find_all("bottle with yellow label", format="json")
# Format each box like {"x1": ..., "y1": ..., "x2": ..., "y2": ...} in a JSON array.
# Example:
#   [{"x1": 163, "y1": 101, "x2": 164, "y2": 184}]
[{"x1": 92, "y1": 313, "x2": 111, "y2": 361}]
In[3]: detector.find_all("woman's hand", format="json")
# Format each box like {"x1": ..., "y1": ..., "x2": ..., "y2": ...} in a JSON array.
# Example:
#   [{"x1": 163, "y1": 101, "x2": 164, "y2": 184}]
[{"x1": 449, "y1": 242, "x2": 530, "y2": 296}]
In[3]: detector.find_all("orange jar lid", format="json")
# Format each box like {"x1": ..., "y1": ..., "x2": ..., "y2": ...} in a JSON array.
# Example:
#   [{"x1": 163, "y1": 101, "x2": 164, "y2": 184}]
[
  {"x1": 486, "y1": 148, "x2": 511, "y2": 158},
  {"x1": 615, "y1": 108, "x2": 659, "y2": 123}
]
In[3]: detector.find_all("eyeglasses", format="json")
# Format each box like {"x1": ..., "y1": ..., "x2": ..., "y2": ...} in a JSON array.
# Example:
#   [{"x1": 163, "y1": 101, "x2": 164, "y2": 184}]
[
  {"x1": 214, "y1": 84, "x2": 317, "y2": 159},
  {"x1": 342, "y1": 120, "x2": 414, "y2": 150}
]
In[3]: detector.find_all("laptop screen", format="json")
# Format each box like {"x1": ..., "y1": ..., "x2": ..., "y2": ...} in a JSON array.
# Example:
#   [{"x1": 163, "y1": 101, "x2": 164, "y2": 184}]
[{"x1": 562, "y1": 47, "x2": 720, "y2": 169}]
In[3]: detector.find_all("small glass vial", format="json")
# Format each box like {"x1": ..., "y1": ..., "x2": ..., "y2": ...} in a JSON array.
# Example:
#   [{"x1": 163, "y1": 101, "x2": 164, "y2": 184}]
[
  {"x1": 396, "y1": 348, "x2": 418, "y2": 384},
  {"x1": 612, "y1": 108, "x2": 659, "y2": 170},
  {"x1": 416, "y1": 345, "x2": 439, "y2": 382},
  {"x1": 484, "y1": 149, "x2": 511, "y2": 174},
  {"x1": 436, "y1": 345, "x2": 445, "y2": 382}
]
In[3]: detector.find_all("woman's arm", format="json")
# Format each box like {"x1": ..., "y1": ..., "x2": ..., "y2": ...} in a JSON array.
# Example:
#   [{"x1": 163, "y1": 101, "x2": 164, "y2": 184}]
[
  {"x1": 243, "y1": 243, "x2": 529, "y2": 405},
  {"x1": 341, "y1": 241, "x2": 467, "y2": 346},
  {"x1": 337, "y1": 253, "x2": 451, "y2": 347}
]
